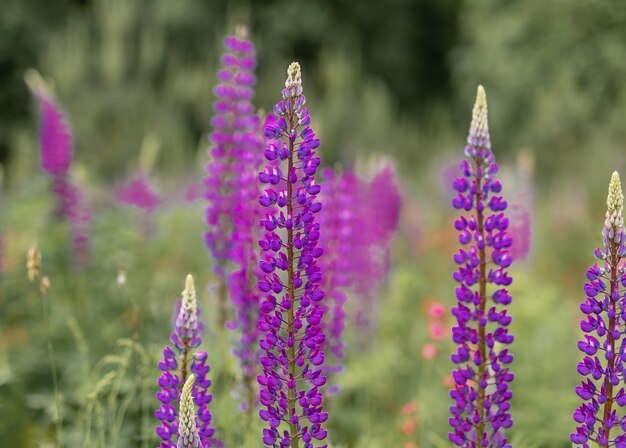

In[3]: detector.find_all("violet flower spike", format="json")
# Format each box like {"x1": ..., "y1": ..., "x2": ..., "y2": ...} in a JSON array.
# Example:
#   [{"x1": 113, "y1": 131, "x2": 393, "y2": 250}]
[
  {"x1": 449, "y1": 86, "x2": 514, "y2": 447},
  {"x1": 156, "y1": 275, "x2": 219, "y2": 448},
  {"x1": 257, "y1": 62, "x2": 329, "y2": 448},
  {"x1": 572, "y1": 172, "x2": 626, "y2": 447}
]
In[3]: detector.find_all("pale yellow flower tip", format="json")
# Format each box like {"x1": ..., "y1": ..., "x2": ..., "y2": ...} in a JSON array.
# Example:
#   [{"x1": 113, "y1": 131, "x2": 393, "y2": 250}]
[
  {"x1": 180, "y1": 274, "x2": 198, "y2": 318},
  {"x1": 40, "y1": 276, "x2": 51, "y2": 294},
  {"x1": 235, "y1": 24, "x2": 249, "y2": 39},
  {"x1": 184, "y1": 274, "x2": 196, "y2": 297},
  {"x1": 24, "y1": 68, "x2": 51, "y2": 98},
  {"x1": 607, "y1": 171, "x2": 624, "y2": 217},
  {"x1": 177, "y1": 374, "x2": 202, "y2": 447},
  {"x1": 470, "y1": 85, "x2": 489, "y2": 136},
  {"x1": 26, "y1": 245, "x2": 42, "y2": 282},
  {"x1": 285, "y1": 62, "x2": 302, "y2": 89}
]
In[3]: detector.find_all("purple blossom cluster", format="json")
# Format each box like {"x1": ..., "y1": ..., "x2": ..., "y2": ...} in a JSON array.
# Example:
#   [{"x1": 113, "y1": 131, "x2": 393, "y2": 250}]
[
  {"x1": 30, "y1": 82, "x2": 91, "y2": 266},
  {"x1": 449, "y1": 86, "x2": 514, "y2": 447},
  {"x1": 116, "y1": 177, "x2": 161, "y2": 238},
  {"x1": 317, "y1": 165, "x2": 401, "y2": 374},
  {"x1": 204, "y1": 27, "x2": 264, "y2": 403},
  {"x1": 156, "y1": 275, "x2": 220, "y2": 448},
  {"x1": 115, "y1": 177, "x2": 161, "y2": 211},
  {"x1": 256, "y1": 62, "x2": 329, "y2": 448},
  {"x1": 572, "y1": 171, "x2": 626, "y2": 447}
]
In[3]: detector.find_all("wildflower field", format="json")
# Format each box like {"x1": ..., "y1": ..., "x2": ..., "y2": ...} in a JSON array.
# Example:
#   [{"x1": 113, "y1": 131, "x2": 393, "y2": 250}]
[{"x1": 2, "y1": 1, "x2": 626, "y2": 447}]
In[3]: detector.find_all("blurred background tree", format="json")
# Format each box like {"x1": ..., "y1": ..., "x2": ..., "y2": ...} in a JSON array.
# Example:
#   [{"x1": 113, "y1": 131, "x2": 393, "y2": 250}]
[{"x1": 3, "y1": 0, "x2": 625, "y2": 186}]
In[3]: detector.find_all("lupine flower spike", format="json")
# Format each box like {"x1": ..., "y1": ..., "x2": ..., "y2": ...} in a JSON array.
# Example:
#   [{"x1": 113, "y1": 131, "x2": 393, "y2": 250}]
[
  {"x1": 205, "y1": 25, "x2": 264, "y2": 335},
  {"x1": 156, "y1": 274, "x2": 219, "y2": 447},
  {"x1": 449, "y1": 86, "x2": 514, "y2": 447},
  {"x1": 317, "y1": 165, "x2": 401, "y2": 380},
  {"x1": 257, "y1": 62, "x2": 329, "y2": 448},
  {"x1": 177, "y1": 374, "x2": 204, "y2": 448},
  {"x1": 572, "y1": 172, "x2": 626, "y2": 447},
  {"x1": 26, "y1": 70, "x2": 91, "y2": 266}
]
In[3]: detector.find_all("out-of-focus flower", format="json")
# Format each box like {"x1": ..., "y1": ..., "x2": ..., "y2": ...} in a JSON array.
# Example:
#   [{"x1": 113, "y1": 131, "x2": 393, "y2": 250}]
[
  {"x1": 317, "y1": 164, "x2": 401, "y2": 379},
  {"x1": 117, "y1": 269, "x2": 127, "y2": 287},
  {"x1": 443, "y1": 374, "x2": 455, "y2": 389},
  {"x1": 26, "y1": 245, "x2": 41, "y2": 282},
  {"x1": 204, "y1": 26, "x2": 265, "y2": 410},
  {"x1": 27, "y1": 71, "x2": 91, "y2": 266},
  {"x1": 115, "y1": 178, "x2": 161, "y2": 212},
  {"x1": 401, "y1": 420, "x2": 418, "y2": 435},
  {"x1": 421, "y1": 343, "x2": 438, "y2": 361},
  {"x1": 40, "y1": 276, "x2": 51, "y2": 294},
  {"x1": 401, "y1": 401, "x2": 418, "y2": 416}
]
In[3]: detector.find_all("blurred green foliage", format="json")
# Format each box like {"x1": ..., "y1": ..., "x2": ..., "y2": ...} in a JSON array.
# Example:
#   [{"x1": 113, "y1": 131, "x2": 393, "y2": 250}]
[{"x1": 1, "y1": 0, "x2": 626, "y2": 447}]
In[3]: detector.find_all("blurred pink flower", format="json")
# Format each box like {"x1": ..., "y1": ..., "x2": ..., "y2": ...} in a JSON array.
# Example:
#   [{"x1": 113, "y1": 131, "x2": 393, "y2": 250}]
[
  {"x1": 427, "y1": 302, "x2": 446, "y2": 319},
  {"x1": 508, "y1": 204, "x2": 532, "y2": 261},
  {"x1": 115, "y1": 178, "x2": 161, "y2": 212},
  {"x1": 421, "y1": 343, "x2": 438, "y2": 360},
  {"x1": 428, "y1": 321, "x2": 449, "y2": 341},
  {"x1": 36, "y1": 91, "x2": 73, "y2": 175}
]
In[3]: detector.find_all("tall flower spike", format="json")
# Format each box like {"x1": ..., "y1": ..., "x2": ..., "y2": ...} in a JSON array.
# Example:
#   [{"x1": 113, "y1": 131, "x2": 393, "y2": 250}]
[
  {"x1": 316, "y1": 165, "x2": 401, "y2": 380},
  {"x1": 156, "y1": 275, "x2": 219, "y2": 448},
  {"x1": 449, "y1": 85, "x2": 514, "y2": 447},
  {"x1": 205, "y1": 26, "x2": 264, "y2": 410},
  {"x1": 26, "y1": 70, "x2": 90, "y2": 266},
  {"x1": 178, "y1": 374, "x2": 203, "y2": 448},
  {"x1": 257, "y1": 62, "x2": 329, "y2": 448},
  {"x1": 572, "y1": 172, "x2": 626, "y2": 447},
  {"x1": 204, "y1": 25, "x2": 264, "y2": 337}
]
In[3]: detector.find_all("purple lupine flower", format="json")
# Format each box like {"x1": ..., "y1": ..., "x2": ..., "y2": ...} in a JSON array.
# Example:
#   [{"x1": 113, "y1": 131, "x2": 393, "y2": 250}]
[
  {"x1": 204, "y1": 26, "x2": 264, "y2": 409},
  {"x1": 449, "y1": 86, "x2": 514, "y2": 447},
  {"x1": 349, "y1": 164, "x2": 401, "y2": 329},
  {"x1": 316, "y1": 165, "x2": 401, "y2": 379},
  {"x1": 572, "y1": 172, "x2": 626, "y2": 447},
  {"x1": 508, "y1": 204, "x2": 531, "y2": 262},
  {"x1": 317, "y1": 168, "x2": 354, "y2": 373},
  {"x1": 115, "y1": 177, "x2": 161, "y2": 211},
  {"x1": 257, "y1": 62, "x2": 329, "y2": 448},
  {"x1": 28, "y1": 80, "x2": 90, "y2": 266},
  {"x1": 156, "y1": 275, "x2": 220, "y2": 448},
  {"x1": 37, "y1": 90, "x2": 73, "y2": 175},
  {"x1": 116, "y1": 176, "x2": 161, "y2": 238}
]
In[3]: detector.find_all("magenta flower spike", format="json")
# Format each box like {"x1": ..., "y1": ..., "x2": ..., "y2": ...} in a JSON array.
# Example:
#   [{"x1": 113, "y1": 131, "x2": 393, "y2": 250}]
[
  {"x1": 116, "y1": 176, "x2": 161, "y2": 238},
  {"x1": 156, "y1": 275, "x2": 220, "y2": 448},
  {"x1": 350, "y1": 165, "x2": 401, "y2": 329},
  {"x1": 257, "y1": 62, "x2": 329, "y2": 448},
  {"x1": 449, "y1": 86, "x2": 514, "y2": 447},
  {"x1": 204, "y1": 26, "x2": 264, "y2": 408},
  {"x1": 572, "y1": 172, "x2": 626, "y2": 447},
  {"x1": 317, "y1": 168, "x2": 354, "y2": 370},
  {"x1": 315, "y1": 165, "x2": 401, "y2": 379},
  {"x1": 28, "y1": 77, "x2": 90, "y2": 266}
]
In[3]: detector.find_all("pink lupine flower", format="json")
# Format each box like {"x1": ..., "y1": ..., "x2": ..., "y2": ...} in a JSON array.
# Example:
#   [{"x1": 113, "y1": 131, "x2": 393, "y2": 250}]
[
  {"x1": 28, "y1": 76, "x2": 90, "y2": 265},
  {"x1": 115, "y1": 177, "x2": 161, "y2": 211}
]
